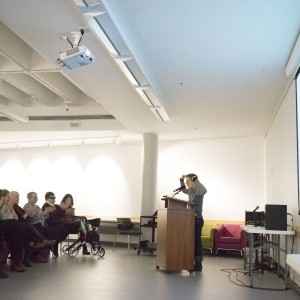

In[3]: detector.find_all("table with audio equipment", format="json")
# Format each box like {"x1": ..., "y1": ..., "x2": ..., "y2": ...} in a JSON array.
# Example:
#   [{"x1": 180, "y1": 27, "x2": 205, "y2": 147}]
[{"x1": 243, "y1": 226, "x2": 295, "y2": 288}]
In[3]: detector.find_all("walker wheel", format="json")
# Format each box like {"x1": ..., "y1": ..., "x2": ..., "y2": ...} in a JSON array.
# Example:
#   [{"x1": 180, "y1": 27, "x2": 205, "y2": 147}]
[
  {"x1": 97, "y1": 247, "x2": 105, "y2": 257},
  {"x1": 90, "y1": 246, "x2": 98, "y2": 256},
  {"x1": 62, "y1": 245, "x2": 69, "y2": 254},
  {"x1": 68, "y1": 247, "x2": 79, "y2": 258}
]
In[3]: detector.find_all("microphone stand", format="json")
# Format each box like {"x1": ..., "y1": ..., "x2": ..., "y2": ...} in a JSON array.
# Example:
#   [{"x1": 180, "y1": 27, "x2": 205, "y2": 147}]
[
  {"x1": 171, "y1": 190, "x2": 180, "y2": 198},
  {"x1": 163, "y1": 190, "x2": 180, "y2": 198}
]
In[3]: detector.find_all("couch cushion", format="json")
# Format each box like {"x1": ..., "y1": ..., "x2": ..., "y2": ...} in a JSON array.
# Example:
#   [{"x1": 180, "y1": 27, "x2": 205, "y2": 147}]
[
  {"x1": 223, "y1": 224, "x2": 242, "y2": 237},
  {"x1": 219, "y1": 236, "x2": 240, "y2": 244}
]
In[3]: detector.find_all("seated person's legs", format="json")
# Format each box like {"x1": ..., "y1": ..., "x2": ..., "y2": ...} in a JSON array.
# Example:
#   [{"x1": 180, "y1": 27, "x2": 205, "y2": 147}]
[
  {"x1": 18, "y1": 222, "x2": 55, "y2": 249},
  {"x1": 44, "y1": 224, "x2": 69, "y2": 257}
]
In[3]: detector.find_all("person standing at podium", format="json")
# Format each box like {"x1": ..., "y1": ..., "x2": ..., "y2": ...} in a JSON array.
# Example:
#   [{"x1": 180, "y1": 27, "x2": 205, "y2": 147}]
[{"x1": 180, "y1": 173, "x2": 207, "y2": 271}]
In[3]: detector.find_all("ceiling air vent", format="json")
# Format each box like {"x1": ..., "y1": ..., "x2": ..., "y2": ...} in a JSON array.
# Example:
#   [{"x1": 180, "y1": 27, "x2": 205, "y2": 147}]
[
  {"x1": 28, "y1": 115, "x2": 115, "y2": 121},
  {"x1": 70, "y1": 122, "x2": 81, "y2": 128}
]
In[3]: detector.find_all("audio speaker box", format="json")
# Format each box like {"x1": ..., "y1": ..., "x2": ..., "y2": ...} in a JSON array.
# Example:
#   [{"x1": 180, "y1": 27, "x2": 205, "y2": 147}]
[
  {"x1": 265, "y1": 204, "x2": 287, "y2": 231},
  {"x1": 245, "y1": 211, "x2": 264, "y2": 227}
]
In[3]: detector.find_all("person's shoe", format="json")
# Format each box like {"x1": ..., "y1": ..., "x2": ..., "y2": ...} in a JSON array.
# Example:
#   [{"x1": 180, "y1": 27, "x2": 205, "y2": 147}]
[
  {"x1": 33, "y1": 255, "x2": 48, "y2": 263},
  {"x1": 51, "y1": 246, "x2": 59, "y2": 257},
  {"x1": 0, "y1": 269, "x2": 9, "y2": 279},
  {"x1": 31, "y1": 239, "x2": 56, "y2": 249},
  {"x1": 194, "y1": 261, "x2": 203, "y2": 272},
  {"x1": 30, "y1": 240, "x2": 48, "y2": 249},
  {"x1": 23, "y1": 261, "x2": 33, "y2": 267},
  {"x1": 83, "y1": 251, "x2": 90, "y2": 255},
  {"x1": 10, "y1": 264, "x2": 25, "y2": 272}
]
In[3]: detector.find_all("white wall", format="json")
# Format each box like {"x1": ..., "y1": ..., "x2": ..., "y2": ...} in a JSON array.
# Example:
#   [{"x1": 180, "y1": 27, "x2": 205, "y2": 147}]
[
  {"x1": 156, "y1": 137, "x2": 265, "y2": 221},
  {"x1": 0, "y1": 136, "x2": 265, "y2": 222},
  {"x1": 265, "y1": 80, "x2": 300, "y2": 286},
  {"x1": 265, "y1": 81, "x2": 299, "y2": 226},
  {"x1": 0, "y1": 143, "x2": 143, "y2": 218}
]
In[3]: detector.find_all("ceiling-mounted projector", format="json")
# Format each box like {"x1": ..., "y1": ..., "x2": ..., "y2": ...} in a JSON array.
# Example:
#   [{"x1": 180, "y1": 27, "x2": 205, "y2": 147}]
[{"x1": 58, "y1": 45, "x2": 95, "y2": 70}]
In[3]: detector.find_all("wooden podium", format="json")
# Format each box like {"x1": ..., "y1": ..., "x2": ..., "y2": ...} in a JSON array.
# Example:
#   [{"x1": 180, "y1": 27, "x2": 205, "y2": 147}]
[
  {"x1": 161, "y1": 196, "x2": 188, "y2": 209},
  {"x1": 156, "y1": 197, "x2": 194, "y2": 272}
]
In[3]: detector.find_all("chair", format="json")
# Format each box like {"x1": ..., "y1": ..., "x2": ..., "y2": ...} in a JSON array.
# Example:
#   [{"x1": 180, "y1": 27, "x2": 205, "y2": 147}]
[
  {"x1": 214, "y1": 223, "x2": 245, "y2": 256},
  {"x1": 201, "y1": 223, "x2": 217, "y2": 254},
  {"x1": 113, "y1": 218, "x2": 141, "y2": 253}
]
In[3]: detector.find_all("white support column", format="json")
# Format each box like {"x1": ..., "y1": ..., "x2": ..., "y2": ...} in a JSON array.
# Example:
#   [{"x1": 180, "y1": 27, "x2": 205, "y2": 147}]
[{"x1": 141, "y1": 133, "x2": 158, "y2": 215}]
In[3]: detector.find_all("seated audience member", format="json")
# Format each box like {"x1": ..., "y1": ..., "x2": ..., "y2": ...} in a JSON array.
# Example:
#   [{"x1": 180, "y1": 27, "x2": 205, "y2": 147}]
[
  {"x1": 6, "y1": 191, "x2": 55, "y2": 266},
  {"x1": 24, "y1": 192, "x2": 54, "y2": 235},
  {"x1": 42, "y1": 192, "x2": 69, "y2": 257},
  {"x1": 24, "y1": 191, "x2": 60, "y2": 262},
  {"x1": 10, "y1": 191, "x2": 33, "y2": 267},
  {"x1": 60, "y1": 194, "x2": 88, "y2": 255},
  {"x1": 0, "y1": 189, "x2": 52, "y2": 272},
  {"x1": 60, "y1": 194, "x2": 76, "y2": 223},
  {"x1": 1, "y1": 190, "x2": 56, "y2": 248},
  {"x1": 0, "y1": 218, "x2": 25, "y2": 273},
  {"x1": 12, "y1": 191, "x2": 32, "y2": 223},
  {"x1": 11, "y1": 191, "x2": 52, "y2": 264}
]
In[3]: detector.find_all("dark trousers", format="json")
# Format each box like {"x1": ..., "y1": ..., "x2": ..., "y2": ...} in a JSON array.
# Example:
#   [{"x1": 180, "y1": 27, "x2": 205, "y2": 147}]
[
  {"x1": 19, "y1": 222, "x2": 45, "y2": 243},
  {"x1": 45, "y1": 223, "x2": 69, "y2": 243},
  {"x1": 32, "y1": 223, "x2": 50, "y2": 259},
  {"x1": 195, "y1": 217, "x2": 204, "y2": 258},
  {"x1": 0, "y1": 220, "x2": 24, "y2": 264}
]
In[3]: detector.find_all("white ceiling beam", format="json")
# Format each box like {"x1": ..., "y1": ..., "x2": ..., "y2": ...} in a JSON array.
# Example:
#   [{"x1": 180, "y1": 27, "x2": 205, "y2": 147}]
[
  {"x1": 3, "y1": 73, "x2": 62, "y2": 106},
  {"x1": 0, "y1": 21, "x2": 58, "y2": 74},
  {"x1": 0, "y1": 95, "x2": 9, "y2": 106},
  {"x1": 0, "y1": 21, "x2": 34, "y2": 71},
  {"x1": 0, "y1": 103, "x2": 29, "y2": 122},
  {"x1": 33, "y1": 72, "x2": 88, "y2": 106},
  {"x1": 0, "y1": 80, "x2": 32, "y2": 107}
]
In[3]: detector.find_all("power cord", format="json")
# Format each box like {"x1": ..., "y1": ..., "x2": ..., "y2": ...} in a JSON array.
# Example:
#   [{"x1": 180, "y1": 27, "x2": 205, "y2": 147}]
[
  {"x1": 220, "y1": 268, "x2": 290, "y2": 291},
  {"x1": 222, "y1": 214, "x2": 295, "y2": 291},
  {"x1": 287, "y1": 212, "x2": 295, "y2": 254}
]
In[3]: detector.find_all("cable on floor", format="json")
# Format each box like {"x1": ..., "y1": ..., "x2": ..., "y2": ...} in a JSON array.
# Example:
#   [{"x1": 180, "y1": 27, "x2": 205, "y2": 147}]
[{"x1": 220, "y1": 268, "x2": 291, "y2": 291}]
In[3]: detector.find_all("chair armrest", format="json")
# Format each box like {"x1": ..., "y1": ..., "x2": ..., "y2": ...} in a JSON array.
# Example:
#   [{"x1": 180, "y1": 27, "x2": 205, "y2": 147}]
[
  {"x1": 214, "y1": 224, "x2": 225, "y2": 240},
  {"x1": 209, "y1": 227, "x2": 218, "y2": 241}
]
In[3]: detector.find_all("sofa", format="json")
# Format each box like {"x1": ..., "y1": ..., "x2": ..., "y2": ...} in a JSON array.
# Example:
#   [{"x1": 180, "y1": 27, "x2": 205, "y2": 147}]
[
  {"x1": 214, "y1": 223, "x2": 245, "y2": 256},
  {"x1": 201, "y1": 222, "x2": 218, "y2": 254}
]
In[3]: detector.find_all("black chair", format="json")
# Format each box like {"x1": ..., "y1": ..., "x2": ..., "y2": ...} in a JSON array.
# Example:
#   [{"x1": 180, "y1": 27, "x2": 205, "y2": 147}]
[{"x1": 113, "y1": 218, "x2": 141, "y2": 253}]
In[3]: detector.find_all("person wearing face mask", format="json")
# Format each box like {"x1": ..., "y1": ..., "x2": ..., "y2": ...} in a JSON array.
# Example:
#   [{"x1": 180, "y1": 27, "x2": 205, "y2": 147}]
[{"x1": 179, "y1": 173, "x2": 207, "y2": 271}]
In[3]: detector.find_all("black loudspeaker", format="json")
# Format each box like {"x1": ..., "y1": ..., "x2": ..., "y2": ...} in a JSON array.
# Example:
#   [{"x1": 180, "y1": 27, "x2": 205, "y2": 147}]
[
  {"x1": 265, "y1": 204, "x2": 287, "y2": 231},
  {"x1": 245, "y1": 211, "x2": 264, "y2": 227}
]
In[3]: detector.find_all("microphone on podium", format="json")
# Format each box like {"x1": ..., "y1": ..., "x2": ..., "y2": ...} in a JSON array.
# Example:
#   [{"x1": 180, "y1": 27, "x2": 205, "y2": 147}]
[
  {"x1": 173, "y1": 185, "x2": 185, "y2": 192},
  {"x1": 253, "y1": 206, "x2": 259, "y2": 212}
]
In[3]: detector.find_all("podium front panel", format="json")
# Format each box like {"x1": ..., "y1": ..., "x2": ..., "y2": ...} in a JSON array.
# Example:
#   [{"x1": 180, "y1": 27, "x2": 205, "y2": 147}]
[{"x1": 156, "y1": 208, "x2": 194, "y2": 271}]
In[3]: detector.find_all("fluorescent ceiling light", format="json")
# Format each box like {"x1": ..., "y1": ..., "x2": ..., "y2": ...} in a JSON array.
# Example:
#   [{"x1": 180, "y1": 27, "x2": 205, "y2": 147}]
[
  {"x1": 74, "y1": 0, "x2": 171, "y2": 122},
  {"x1": 286, "y1": 33, "x2": 300, "y2": 78},
  {"x1": 113, "y1": 54, "x2": 133, "y2": 62},
  {"x1": 77, "y1": 3, "x2": 106, "y2": 17},
  {"x1": 150, "y1": 106, "x2": 171, "y2": 122},
  {"x1": 0, "y1": 104, "x2": 29, "y2": 122}
]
